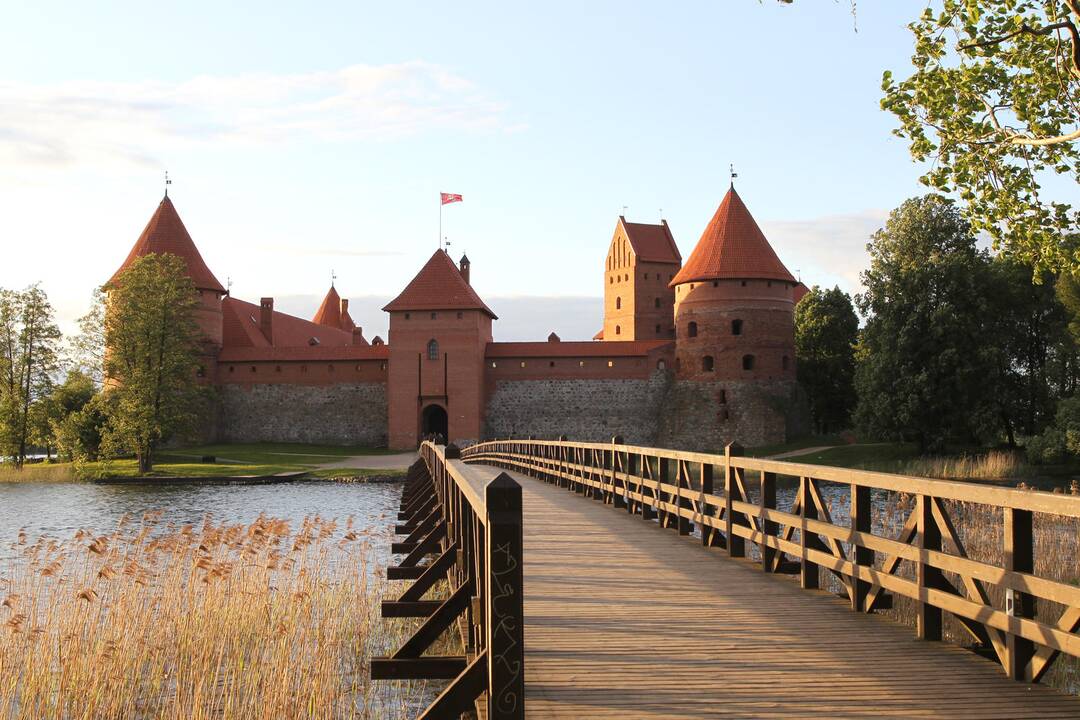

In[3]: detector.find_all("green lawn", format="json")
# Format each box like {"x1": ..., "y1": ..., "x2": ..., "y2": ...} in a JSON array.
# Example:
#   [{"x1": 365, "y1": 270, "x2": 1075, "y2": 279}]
[
  {"x1": 775, "y1": 442, "x2": 922, "y2": 471},
  {"x1": 745, "y1": 434, "x2": 849, "y2": 458},
  {"x1": 2, "y1": 442, "x2": 401, "y2": 482}
]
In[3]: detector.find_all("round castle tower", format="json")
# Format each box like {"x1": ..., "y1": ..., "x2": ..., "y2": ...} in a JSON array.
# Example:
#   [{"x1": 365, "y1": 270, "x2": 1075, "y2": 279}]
[
  {"x1": 109, "y1": 195, "x2": 226, "y2": 356},
  {"x1": 664, "y1": 186, "x2": 797, "y2": 447}
]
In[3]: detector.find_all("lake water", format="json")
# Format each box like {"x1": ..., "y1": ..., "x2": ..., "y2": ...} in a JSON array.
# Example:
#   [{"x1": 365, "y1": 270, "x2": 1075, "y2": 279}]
[{"x1": 0, "y1": 479, "x2": 403, "y2": 551}]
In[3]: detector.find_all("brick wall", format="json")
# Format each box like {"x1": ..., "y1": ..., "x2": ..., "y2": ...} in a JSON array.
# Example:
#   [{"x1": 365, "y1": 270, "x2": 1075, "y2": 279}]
[
  {"x1": 218, "y1": 383, "x2": 387, "y2": 446},
  {"x1": 483, "y1": 370, "x2": 672, "y2": 444}
]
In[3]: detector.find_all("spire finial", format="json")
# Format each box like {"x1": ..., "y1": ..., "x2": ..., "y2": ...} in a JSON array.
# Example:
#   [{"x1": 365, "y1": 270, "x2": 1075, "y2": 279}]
[
  {"x1": 164, "y1": 170, "x2": 172, "y2": 198},
  {"x1": 331, "y1": 269, "x2": 337, "y2": 288},
  {"x1": 729, "y1": 163, "x2": 738, "y2": 187},
  {"x1": 226, "y1": 276, "x2": 233, "y2": 296}
]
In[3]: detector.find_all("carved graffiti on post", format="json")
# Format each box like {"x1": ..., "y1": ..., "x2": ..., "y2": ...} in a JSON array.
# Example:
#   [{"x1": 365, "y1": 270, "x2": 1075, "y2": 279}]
[{"x1": 486, "y1": 472, "x2": 525, "y2": 720}]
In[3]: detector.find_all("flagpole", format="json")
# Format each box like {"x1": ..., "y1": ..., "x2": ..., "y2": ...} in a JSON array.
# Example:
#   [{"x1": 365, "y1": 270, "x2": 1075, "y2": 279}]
[{"x1": 439, "y1": 196, "x2": 443, "y2": 250}]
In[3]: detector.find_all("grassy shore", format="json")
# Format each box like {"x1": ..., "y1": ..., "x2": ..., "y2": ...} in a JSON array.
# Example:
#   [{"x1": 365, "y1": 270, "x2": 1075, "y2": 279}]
[
  {"x1": 0, "y1": 443, "x2": 408, "y2": 482},
  {"x1": 0, "y1": 513, "x2": 442, "y2": 718}
]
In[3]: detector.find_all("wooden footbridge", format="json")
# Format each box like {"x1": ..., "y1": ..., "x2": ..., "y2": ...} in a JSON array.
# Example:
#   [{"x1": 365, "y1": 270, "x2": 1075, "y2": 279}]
[{"x1": 372, "y1": 439, "x2": 1080, "y2": 718}]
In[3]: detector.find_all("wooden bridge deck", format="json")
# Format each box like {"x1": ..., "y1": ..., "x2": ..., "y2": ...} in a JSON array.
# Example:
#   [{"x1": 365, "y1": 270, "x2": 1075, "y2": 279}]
[{"x1": 465, "y1": 464, "x2": 1080, "y2": 719}]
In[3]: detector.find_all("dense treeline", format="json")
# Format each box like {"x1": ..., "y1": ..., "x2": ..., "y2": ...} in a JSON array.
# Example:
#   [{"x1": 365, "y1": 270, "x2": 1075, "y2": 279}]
[
  {"x1": 797, "y1": 194, "x2": 1080, "y2": 460},
  {"x1": 0, "y1": 254, "x2": 206, "y2": 473}
]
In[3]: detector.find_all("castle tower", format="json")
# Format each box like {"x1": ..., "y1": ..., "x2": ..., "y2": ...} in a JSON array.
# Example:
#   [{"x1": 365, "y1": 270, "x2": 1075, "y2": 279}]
[
  {"x1": 601, "y1": 217, "x2": 681, "y2": 341},
  {"x1": 665, "y1": 186, "x2": 796, "y2": 446},
  {"x1": 383, "y1": 249, "x2": 496, "y2": 448},
  {"x1": 109, "y1": 196, "x2": 226, "y2": 375}
]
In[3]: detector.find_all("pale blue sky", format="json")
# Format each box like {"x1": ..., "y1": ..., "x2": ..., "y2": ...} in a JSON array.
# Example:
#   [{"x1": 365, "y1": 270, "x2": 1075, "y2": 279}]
[{"x1": 0, "y1": 1, "x2": 926, "y2": 340}]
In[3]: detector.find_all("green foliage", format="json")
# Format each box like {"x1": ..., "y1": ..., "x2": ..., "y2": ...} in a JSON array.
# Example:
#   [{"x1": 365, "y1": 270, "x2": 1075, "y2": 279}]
[
  {"x1": 101, "y1": 254, "x2": 207, "y2": 473},
  {"x1": 794, "y1": 286, "x2": 858, "y2": 433},
  {"x1": 68, "y1": 287, "x2": 106, "y2": 386},
  {"x1": 53, "y1": 389, "x2": 111, "y2": 462},
  {"x1": 882, "y1": 0, "x2": 1080, "y2": 275},
  {"x1": 855, "y1": 195, "x2": 1001, "y2": 451},
  {"x1": 1025, "y1": 428, "x2": 1067, "y2": 464},
  {"x1": 0, "y1": 285, "x2": 62, "y2": 467}
]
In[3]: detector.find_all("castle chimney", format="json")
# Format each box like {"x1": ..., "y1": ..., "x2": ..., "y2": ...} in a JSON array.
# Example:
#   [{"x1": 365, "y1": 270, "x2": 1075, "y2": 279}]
[
  {"x1": 340, "y1": 297, "x2": 349, "y2": 316},
  {"x1": 259, "y1": 297, "x2": 274, "y2": 344},
  {"x1": 459, "y1": 253, "x2": 471, "y2": 285},
  {"x1": 352, "y1": 326, "x2": 365, "y2": 345}
]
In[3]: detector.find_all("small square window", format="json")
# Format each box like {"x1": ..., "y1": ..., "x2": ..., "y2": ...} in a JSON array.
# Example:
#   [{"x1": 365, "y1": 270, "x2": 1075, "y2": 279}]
[
  {"x1": 579, "y1": 360, "x2": 585, "y2": 368},
  {"x1": 491, "y1": 361, "x2": 498, "y2": 368},
  {"x1": 431, "y1": 312, "x2": 437, "y2": 320},
  {"x1": 457, "y1": 311, "x2": 463, "y2": 319},
  {"x1": 520, "y1": 361, "x2": 526, "y2": 368},
  {"x1": 549, "y1": 361, "x2": 555, "y2": 367},
  {"x1": 607, "y1": 360, "x2": 614, "y2": 368},
  {"x1": 405, "y1": 312, "x2": 411, "y2": 319}
]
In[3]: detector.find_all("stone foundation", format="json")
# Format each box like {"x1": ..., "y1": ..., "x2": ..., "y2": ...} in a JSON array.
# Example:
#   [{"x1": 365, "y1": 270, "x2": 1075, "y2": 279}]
[
  {"x1": 656, "y1": 379, "x2": 795, "y2": 452},
  {"x1": 483, "y1": 371, "x2": 672, "y2": 444},
  {"x1": 218, "y1": 383, "x2": 387, "y2": 446}
]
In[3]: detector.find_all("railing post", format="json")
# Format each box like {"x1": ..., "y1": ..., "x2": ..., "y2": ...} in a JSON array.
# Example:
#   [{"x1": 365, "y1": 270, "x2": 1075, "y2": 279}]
[
  {"x1": 611, "y1": 436, "x2": 626, "y2": 509},
  {"x1": 1004, "y1": 507, "x2": 1035, "y2": 681},
  {"x1": 485, "y1": 472, "x2": 525, "y2": 719},
  {"x1": 658, "y1": 456, "x2": 672, "y2": 529},
  {"x1": 916, "y1": 494, "x2": 943, "y2": 642},
  {"x1": 800, "y1": 476, "x2": 819, "y2": 590},
  {"x1": 700, "y1": 462, "x2": 715, "y2": 546},
  {"x1": 851, "y1": 484, "x2": 872, "y2": 612},
  {"x1": 760, "y1": 471, "x2": 776, "y2": 572},
  {"x1": 725, "y1": 444, "x2": 745, "y2": 558}
]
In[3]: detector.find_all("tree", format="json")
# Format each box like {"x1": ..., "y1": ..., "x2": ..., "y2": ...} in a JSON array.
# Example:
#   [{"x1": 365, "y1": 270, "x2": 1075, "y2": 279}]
[
  {"x1": 881, "y1": 1, "x2": 1080, "y2": 275},
  {"x1": 68, "y1": 287, "x2": 106, "y2": 387},
  {"x1": 102, "y1": 254, "x2": 205, "y2": 473},
  {"x1": 794, "y1": 286, "x2": 858, "y2": 433},
  {"x1": 855, "y1": 195, "x2": 1000, "y2": 451},
  {"x1": 0, "y1": 285, "x2": 62, "y2": 468}
]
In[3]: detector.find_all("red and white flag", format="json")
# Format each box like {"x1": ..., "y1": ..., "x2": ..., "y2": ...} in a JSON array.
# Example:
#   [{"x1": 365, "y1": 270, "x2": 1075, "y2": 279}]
[{"x1": 440, "y1": 192, "x2": 463, "y2": 205}]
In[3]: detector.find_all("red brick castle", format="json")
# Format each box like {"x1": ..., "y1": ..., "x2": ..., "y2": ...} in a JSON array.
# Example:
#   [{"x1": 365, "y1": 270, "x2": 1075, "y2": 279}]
[{"x1": 110, "y1": 186, "x2": 804, "y2": 450}]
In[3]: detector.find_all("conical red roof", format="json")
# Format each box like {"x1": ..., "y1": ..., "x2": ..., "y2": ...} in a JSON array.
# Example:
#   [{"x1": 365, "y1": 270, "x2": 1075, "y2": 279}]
[
  {"x1": 383, "y1": 249, "x2": 496, "y2": 318},
  {"x1": 110, "y1": 196, "x2": 225, "y2": 293},
  {"x1": 312, "y1": 285, "x2": 342, "y2": 328},
  {"x1": 670, "y1": 187, "x2": 794, "y2": 286}
]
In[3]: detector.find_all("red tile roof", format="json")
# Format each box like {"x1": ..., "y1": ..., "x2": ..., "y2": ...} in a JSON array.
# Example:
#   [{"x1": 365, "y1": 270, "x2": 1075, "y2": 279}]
[
  {"x1": 620, "y1": 218, "x2": 681, "y2": 264},
  {"x1": 383, "y1": 250, "x2": 496, "y2": 318},
  {"x1": 222, "y1": 297, "x2": 356, "y2": 349},
  {"x1": 593, "y1": 329, "x2": 604, "y2": 340},
  {"x1": 670, "y1": 187, "x2": 794, "y2": 286},
  {"x1": 312, "y1": 286, "x2": 342, "y2": 329},
  {"x1": 218, "y1": 345, "x2": 388, "y2": 362},
  {"x1": 110, "y1": 196, "x2": 225, "y2": 293},
  {"x1": 792, "y1": 282, "x2": 810, "y2": 304},
  {"x1": 486, "y1": 340, "x2": 671, "y2": 358}
]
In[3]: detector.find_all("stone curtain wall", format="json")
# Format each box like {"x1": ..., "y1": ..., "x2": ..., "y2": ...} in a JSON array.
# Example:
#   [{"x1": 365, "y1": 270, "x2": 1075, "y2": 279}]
[
  {"x1": 218, "y1": 383, "x2": 388, "y2": 446},
  {"x1": 483, "y1": 371, "x2": 672, "y2": 444},
  {"x1": 656, "y1": 380, "x2": 795, "y2": 453}
]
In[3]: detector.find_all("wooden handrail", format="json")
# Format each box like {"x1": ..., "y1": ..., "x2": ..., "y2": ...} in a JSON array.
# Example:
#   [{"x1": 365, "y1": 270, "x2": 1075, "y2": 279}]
[
  {"x1": 371, "y1": 442, "x2": 525, "y2": 719},
  {"x1": 463, "y1": 438, "x2": 1080, "y2": 684}
]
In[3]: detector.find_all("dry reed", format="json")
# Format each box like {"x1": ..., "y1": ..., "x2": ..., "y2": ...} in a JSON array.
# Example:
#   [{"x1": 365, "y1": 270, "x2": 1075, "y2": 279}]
[
  {"x1": 0, "y1": 512, "x2": 440, "y2": 719},
  {"x1": 901, "y1": 451, "x2": 1021, "y2": 481}
]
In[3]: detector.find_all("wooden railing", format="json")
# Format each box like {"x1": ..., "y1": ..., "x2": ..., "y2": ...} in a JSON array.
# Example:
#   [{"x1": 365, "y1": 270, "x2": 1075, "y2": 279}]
[
  {"x1": 463, "y1": 437, "x2": 1080, "y2": 684},
  {"x1": 371, "y1": 442, "x2": 524, "y2": 719}
]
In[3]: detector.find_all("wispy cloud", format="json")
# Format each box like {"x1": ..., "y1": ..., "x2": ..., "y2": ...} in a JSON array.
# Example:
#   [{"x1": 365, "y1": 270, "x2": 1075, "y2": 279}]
[
  {"x1": 0, "y1": 62, "x2": 508, "y2": 169},
  {"x1": 762, "y1": 210, "x2": 887, "y2": 296}
]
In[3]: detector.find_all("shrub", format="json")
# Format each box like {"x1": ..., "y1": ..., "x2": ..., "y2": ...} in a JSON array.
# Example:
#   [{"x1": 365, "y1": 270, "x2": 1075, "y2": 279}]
[{"x1": 1026, "y1": 428, "x2": 1068, "y2": 465}]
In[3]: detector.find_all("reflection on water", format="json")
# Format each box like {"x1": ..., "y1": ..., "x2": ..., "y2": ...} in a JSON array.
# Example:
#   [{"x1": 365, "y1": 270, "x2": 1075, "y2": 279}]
[{"x1": 0, "y1": 480, "x2": 402, "y2": 552}]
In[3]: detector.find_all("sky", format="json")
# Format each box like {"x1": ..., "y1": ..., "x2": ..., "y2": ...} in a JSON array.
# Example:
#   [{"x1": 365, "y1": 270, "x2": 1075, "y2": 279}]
[{"x1": 0, "y1": 1, "x2": 928, "y2": 341}]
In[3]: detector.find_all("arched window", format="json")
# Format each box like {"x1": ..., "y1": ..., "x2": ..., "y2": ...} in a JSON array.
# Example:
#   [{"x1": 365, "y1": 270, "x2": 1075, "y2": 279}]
[
  {"x1": 654, "y1": 297, "x2": 660, "y2": 309},
  {"x1": 742, "y1": 354, "x2": 755, "y2": 371},
  {"x1": 427, "y1": 339, "x2": 439, "y2": 361},
  {"x1": 688, "y1": 321, "x2": 698, "y2": 338},
  {"x1": 702, "y1": 355, "x2": 714, "y2": 372},
  {"x1": 616, "y1": 296, "x2": 622, "y2": 310},
  {"x1": 731, "y1": 319, "x2": 743, "y2": 335},
  {"x1": 655, "y1": 324, "x2": 661, "y2": 335},
  {"x1": 657, "y1": 359, "x2": 666, "y2": 370},
  {"x1": 615, "y1": 325, "x2": 621, "y2": 335},
  {"x1": 782, "y1": 355, "x2": 790, "y2": 371}
]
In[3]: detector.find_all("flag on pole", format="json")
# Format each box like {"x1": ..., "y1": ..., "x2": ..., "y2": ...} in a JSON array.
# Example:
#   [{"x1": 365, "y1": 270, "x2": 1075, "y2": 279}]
[{"x1": 441, "y1": 192, "x2": 463, "y2": 205}]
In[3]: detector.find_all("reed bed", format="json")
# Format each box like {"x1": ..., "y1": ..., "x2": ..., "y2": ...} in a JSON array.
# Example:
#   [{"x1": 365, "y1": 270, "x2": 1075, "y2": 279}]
[
  {"x1": 900, "y1": 450, "x2": 1022, "y2": 481},
  {"x1": 0, "y1": 464, "x2": 77, "y2": 483},
  {"x1": 0, "y1": 512, "x2": 438, "y2": 719}
]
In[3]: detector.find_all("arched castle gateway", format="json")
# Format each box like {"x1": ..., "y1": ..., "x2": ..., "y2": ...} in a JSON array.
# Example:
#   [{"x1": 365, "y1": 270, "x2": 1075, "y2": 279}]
[{"x1": 108, "y1": 187, "x2": 805, "y2": 450}]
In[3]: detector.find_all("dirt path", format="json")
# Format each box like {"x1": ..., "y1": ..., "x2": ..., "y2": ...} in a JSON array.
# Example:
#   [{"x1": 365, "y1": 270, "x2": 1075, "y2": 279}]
[
  {"x1": 765, "y1": 445, "x2": 837, "y2": 459},
  {"x1": 315, "y1": 452, "x2": 417, "y2": 470}
]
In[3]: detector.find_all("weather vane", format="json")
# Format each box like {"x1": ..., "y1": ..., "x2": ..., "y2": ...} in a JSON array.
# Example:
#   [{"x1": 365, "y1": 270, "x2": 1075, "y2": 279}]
[
  {"x1": 445, "y1": 239, "x2": 452, "y2": 250},
  {"x1": 226, "y1": 276, "x2": 233, "y2": 296},
  {"x1": 331, "y1": 269, "x2": 337, "y2": 287},
  {"x1": 165, "y1": 170, "x2": 172, "y2": 198},
  {"x1": 730, "y1": 163, "x2": 738, "y2": 186}
]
